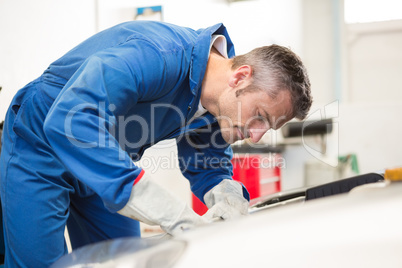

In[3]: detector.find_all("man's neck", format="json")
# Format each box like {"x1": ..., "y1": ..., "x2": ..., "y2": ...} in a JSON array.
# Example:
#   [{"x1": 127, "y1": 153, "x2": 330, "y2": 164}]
[{"x1": 201, "y1": 49, "x2": 232, "y2": 117}]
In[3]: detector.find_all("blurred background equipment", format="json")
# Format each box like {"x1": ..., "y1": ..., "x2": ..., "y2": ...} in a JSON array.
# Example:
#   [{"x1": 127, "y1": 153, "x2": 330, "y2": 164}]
[
  {"x1": 281, "y1": 118, "x2": 359, "y2": 187},
  {"x1": 192, "y1": 143, "x2": 284, "y2": 215},
  {"x1": 281, "y1": 118, "x2": 333, "y2": 154},
  {"x1": 134, "y1": 5, "x2": 163, "y2": 21}
]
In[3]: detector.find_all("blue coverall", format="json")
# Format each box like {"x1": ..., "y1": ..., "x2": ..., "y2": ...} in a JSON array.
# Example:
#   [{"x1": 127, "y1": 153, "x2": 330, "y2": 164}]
[{"x1": 0, "y1": 21, "x2": 249, "y2": 267}]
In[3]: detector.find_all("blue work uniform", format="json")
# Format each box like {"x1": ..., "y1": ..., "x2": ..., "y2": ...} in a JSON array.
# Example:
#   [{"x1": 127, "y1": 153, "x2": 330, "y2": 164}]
[{"x1": 0, "y1": 21, "x2": 249, "y2": 267}]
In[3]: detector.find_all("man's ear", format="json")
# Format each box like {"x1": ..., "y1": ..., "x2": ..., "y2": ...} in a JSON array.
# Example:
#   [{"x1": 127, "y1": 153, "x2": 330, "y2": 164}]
[{"x1": 228, "y1": 65, "x2": 252, "y2": 88}]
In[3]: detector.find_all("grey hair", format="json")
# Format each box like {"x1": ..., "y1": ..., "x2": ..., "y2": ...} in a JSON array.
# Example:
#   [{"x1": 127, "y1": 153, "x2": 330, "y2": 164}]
[{"x1": 231, "y1": 45, "x2": 312, "y2": 120}]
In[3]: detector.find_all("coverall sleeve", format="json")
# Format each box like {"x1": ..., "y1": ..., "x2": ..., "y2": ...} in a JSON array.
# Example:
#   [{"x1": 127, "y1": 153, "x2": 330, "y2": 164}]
[
  {"x1": 176, "y1": 122, "x2": 250, "y2": 204},
  {"x1": 43, "y1": 39, "x2": 176, "y2": 212}
]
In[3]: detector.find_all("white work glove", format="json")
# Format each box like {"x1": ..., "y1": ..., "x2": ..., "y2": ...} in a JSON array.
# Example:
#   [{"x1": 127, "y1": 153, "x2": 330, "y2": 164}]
[
  {"x1": 203, "y1": 179, "x2": 249, "y2": 221},
  {"x1": 118, "y1": 172, "x2": 208, "y2": 235}
]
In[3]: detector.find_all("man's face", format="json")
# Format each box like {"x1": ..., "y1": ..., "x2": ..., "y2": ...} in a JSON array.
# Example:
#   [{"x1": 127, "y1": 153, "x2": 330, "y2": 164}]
[{"x1": 216, "y1": 86, "x2": 293, "y2": 144}]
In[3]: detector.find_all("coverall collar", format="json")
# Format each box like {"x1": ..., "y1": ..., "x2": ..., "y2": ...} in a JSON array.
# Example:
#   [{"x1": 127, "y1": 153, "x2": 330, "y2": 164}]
[
  {"x1": 189, "y1": 23, "x2": 236, "y2": 95},
  {"x1": 186, "y1": 23, "x2": 235, "y2": 123}
]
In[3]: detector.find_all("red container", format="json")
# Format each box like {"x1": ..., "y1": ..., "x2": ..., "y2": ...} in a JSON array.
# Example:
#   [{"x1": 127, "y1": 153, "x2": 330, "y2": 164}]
[{"x1": 192, "y1": 154, "x2": 282, "y2": 215}]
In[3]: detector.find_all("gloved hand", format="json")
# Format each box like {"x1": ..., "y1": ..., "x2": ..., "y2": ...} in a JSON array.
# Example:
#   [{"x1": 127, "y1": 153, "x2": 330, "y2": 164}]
[
  {"x1": 118, "y1": 172, "x2": 209, "y2": 235},
  {"x1": 202, "y1": 179, "x2": 249, "y2": 221}
]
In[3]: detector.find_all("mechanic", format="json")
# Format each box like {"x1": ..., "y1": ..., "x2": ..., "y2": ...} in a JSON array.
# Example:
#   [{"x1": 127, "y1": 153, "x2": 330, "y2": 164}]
[{"x1": 0, "y1": 21, "x2": 312, "y2": 267}]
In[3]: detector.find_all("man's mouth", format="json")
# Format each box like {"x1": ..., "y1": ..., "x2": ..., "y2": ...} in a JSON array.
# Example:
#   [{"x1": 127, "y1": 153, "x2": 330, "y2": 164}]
[{"x1": 237, "y1": 128, "x2": 245, "y2": 140}]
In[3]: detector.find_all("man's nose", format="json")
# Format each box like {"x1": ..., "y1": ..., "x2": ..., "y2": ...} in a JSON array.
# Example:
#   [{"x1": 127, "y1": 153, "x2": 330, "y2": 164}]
[{"x1": 249, "y1": 125, "x2": 270, "y2": 143}]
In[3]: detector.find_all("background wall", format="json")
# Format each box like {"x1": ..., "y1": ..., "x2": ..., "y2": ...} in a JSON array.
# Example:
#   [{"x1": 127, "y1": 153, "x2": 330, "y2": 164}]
[
  {"x1": 0, "y1": 0, "x2": 96, "y2": 119},
  {"x1": 297, "y1": 0, "x2": 402, "y2": 190},
  {"x1": 0, "y1": 0, "x2": 401, "y2": 204}
]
